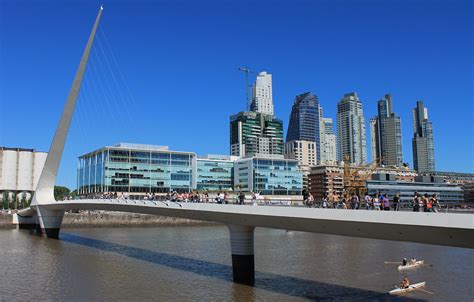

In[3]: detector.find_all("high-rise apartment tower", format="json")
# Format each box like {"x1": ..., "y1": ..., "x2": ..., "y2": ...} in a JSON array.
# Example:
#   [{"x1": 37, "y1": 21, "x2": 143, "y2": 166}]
[
  {"x1": 412, "y1": 101, "x2": 435, "y2": 172},
  {"x1": 370, "y1": 94, "x2": 403, "y2": 167},
  {"x1": 250, "y1": 71, "x2": 274, "y2": 116},
  {"x1": 336, "y1": 92, "x2": 367, "y2": 165}
]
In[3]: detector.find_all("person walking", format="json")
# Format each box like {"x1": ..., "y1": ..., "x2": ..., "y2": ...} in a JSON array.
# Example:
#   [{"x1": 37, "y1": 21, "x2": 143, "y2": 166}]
[
  {"x1": 373, "y1": 194, "x2": 381, "y2": 210},
  {"x1": 302, "y1": 190, "x2": 310, "y2": 207},
  {"x1": 422, "y1": 193, "x2": 430, "y2": 212},
  {"x1": 351, "y1": 194, "x2": 360, "y2": 210},
  {"x1": 364, "y1": 193, "x2": 372, "y2": 210},
  {"x1": 238, "y1": 192, "x2": 245, "y2": 205},
  {"x1": 382, "y1": 194, "x2": 390, "y2": 211},
  {"x1": 321, "y1": 194, "x2": 329, "y2": 208},
  {"x1": 332, "y1": 192, "x2": 340, "y2": 209},
  {"x1": 412, "y1": 192, "x2": 421, "y2": 212},
  {"x1": 393, "y1": 193, "x2": 400, "y2": 211},
  {"x1": 430, "y1": 194, "x2": 439, "y2": 213}
]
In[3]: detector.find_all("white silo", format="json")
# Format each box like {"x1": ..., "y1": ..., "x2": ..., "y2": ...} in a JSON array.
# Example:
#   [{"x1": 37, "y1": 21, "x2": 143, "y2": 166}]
[{"x1": 18, "y1": 151, "x2": 34, "y2": 191}]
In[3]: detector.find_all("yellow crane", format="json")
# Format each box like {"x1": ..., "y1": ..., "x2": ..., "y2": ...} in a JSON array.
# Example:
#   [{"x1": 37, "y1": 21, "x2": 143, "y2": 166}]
[{"x1": 343, "y1": 155, "x2": 380, "y2": 198}]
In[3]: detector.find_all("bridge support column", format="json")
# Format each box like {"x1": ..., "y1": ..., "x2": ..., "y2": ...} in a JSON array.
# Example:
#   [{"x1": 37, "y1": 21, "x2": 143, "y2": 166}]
[
  {"x1": 227, "y1": 224, "x2": 255, "y2": 285},
  {"x1": 36, "y1": 207, "x2": 64, "y2": 239}
]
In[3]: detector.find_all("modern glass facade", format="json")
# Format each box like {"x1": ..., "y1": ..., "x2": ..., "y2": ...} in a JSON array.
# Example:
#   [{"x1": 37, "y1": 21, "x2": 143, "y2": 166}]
[
  {"x1": 196, "y1": 156, "x2": 234, "y2": 191},
  {"x1": 234, "y1": 157, "x2": 303, "y2": 195},
  {"x1": 286, "y1": 92, "x2": 321, "y2": 161},
  {"x1": 78, "y1": 143, "x2": 196, "y2": 195},
  {"x1": 230, "y1": 111, "x2": 284, "y2": 157}
]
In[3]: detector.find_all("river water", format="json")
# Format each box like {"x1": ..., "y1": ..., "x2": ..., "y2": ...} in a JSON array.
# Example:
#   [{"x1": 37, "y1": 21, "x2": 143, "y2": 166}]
[{"x1": 0, "y1": 226, "x2": 472, "y2": 301}]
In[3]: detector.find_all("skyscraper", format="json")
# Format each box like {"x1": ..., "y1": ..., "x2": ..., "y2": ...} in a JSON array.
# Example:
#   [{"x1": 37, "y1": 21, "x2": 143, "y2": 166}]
[
  {"x1": 230, "y1": 111, "x2": 284, "y2": 158},
  {"x1": 412, "y1": 101, "x2": 435, "y2": 172},
  {"x1": 250, "y1": 71, "x2": 274, "y2": 116},
  {"x1": 286, "y1": 92, "x2": 322, "y2": 161},
  {"x1": 337, "y1": 92, "x2": 367, "y2": 165},
  {"x1": 321, "y1": 118, "x2": 337, "y2": 164},
  {"x1": 370, "y1": 94, "x2": 403, "y2": 167}
]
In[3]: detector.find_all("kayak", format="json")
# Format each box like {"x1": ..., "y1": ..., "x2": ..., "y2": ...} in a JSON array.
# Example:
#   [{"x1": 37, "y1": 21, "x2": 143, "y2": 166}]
[
  {"x1": 398, "y1": 260, "x2": 424, "y2": 271},
  {"x1": 389, "y1": 282, "x2": 426, "y2": 295}
]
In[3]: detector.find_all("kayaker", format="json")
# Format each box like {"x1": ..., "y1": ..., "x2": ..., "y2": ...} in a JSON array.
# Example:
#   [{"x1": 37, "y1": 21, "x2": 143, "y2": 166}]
[
  {"x1": 410, "y1": 257, "x2": 416, "y2": 264},
  {"x1": 402, "y1": 258, "x2": 408, "y2": 266},
  {"x1": 400, "y1": 277, "x2": 410, "y2": 289}
]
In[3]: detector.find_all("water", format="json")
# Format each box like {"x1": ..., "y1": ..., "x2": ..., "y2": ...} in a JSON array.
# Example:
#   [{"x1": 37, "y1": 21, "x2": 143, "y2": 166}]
[{"x1": 0, "y1": 226, "x2": 472, "y2": 301}]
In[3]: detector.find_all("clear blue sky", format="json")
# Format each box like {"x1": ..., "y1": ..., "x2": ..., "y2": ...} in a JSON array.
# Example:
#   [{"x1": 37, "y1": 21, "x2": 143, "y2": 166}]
[{"x1": 1, "y1": 0, "x2": 472, "y2": 189}]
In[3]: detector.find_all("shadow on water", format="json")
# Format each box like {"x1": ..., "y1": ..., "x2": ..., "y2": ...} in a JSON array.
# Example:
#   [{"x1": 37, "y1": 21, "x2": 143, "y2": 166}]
[{"x1": 61, "y1": 233, "x2": 425, "y2": 301}]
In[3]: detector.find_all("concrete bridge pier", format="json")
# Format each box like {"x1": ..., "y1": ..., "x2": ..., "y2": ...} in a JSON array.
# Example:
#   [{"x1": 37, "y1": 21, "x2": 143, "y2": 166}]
[
  {"x1": 227, "y1": 224, "x2": 255, "y2": 285},
  {"x1": 36, "y1": 206, "x2": 64, "y2": 239}
]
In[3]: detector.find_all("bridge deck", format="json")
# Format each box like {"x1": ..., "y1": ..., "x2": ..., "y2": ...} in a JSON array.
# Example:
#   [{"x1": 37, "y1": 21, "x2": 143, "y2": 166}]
[{"x1": 26, "y1": 199, "x2": 474, "y2": 249}]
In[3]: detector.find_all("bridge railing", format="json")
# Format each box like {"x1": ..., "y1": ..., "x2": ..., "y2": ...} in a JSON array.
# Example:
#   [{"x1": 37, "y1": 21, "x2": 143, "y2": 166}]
[{"x1": 59, "y1": 195, "x2": 474, "y2": 213}]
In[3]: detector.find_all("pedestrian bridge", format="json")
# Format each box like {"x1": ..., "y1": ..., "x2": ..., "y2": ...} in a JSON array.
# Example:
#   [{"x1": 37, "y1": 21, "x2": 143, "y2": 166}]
[
  {"x1": 19, "y1": 6, "x2": 474, "y2": 285},
  {"x1": 17, "y1": 198, "x2": 474, "y2": 284},
  {"x1": 19, "y1": 199, "x2": 474, "y2": 249}
]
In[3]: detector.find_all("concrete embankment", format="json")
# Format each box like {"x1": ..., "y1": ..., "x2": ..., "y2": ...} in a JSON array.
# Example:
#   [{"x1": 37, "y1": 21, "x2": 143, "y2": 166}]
[
  {"x1": 61, "y1": 212, "x2": 216, "y2": 228},
  {"x1": 0, "y1": 214, "x2": 14, "y2": 229},
  {"x1": 1, "y1": 212, "x2": 217, "y2": 229}
]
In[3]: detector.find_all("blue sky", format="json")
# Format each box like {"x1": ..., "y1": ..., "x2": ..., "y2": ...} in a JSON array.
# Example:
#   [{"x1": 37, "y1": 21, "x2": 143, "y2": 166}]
[{"x1": 1, "y1": 0, "x2": 472, "y2": 189}]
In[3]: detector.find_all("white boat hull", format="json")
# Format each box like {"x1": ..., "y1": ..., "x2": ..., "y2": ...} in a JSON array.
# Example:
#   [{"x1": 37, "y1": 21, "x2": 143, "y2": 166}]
[
  {"x1": 398, "y1": 260, "x2": 424, "y2": 271},
  {"x1": 389, "y1": 282, "x2": 426, "y2": 295}
]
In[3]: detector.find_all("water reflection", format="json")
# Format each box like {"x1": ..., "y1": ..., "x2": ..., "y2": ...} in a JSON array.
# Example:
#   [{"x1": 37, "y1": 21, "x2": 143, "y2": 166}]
[{"x1": 61, "y1": 233, "x2": 422, "y2": 301}]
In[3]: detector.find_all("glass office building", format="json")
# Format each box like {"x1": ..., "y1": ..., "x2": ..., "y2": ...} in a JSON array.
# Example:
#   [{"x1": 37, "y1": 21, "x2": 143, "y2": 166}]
[
  {"x1": 366, "y1": 174, "x2": 463, "y2": 203},
  {"x1": 286, "y1": 92, "x2": 321, "y2": 161},
  {"x1": 234, "y1": 157, "x2": 303, "y2": 195},
  {"x1": 78, "y1": 143, "x2": 196, "y2": 195},
  {"x1": 230, "y1": 111, "x2": 284, "y2": 157},
  {"x1": 196, "y1": 155, "x2": 235, "y2": 191}
]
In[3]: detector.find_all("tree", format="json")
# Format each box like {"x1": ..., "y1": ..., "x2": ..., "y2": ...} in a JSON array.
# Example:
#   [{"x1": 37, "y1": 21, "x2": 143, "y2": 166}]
[
  {"x1": 54, "y1": 186, "x2": 71, "y2": 201},
  {"x1": 20, "y1": 193, "x2": 28, "y2": 209},
  {"x1": 2, "y1": 192, "x2": 9, "y2": 210},
  {"x1": 70, "y1": 189, "x2": 78, "y2": 198}
]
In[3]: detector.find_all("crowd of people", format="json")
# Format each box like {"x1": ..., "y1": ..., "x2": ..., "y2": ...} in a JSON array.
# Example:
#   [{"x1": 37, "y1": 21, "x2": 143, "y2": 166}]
[
  {"x1": 79, "y1": 189, "x2": 441, "y2": 212},
  {"x1": 303, "y1": 190, "x2": 440, "y2": 212},
  {"x1": 80, "y1": 190, "x2": 266, "y2": 205}
]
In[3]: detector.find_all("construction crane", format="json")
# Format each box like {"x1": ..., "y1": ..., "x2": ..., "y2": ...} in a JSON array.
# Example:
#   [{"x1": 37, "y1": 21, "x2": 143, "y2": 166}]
[
  {"x1": 238, "y1": 67, "x2": 257, "y2": 111},
  {"x1": 343, "y1": 155, "x2": 381, "y2": 198}
]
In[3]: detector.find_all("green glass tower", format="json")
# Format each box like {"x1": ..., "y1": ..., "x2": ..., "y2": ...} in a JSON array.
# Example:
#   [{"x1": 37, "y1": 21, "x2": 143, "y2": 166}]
[{"x1": 230, "y1": 111, "x2": 283, "y2": 157}]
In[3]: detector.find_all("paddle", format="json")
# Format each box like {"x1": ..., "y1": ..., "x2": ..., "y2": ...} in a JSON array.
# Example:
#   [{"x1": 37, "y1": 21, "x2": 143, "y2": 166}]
[
  {"x1": 417, "y1": 288, "x2": 434, "y2": 295},
  {"x1": 384, "y1": 261, "x2": 402, "y2": 264}
]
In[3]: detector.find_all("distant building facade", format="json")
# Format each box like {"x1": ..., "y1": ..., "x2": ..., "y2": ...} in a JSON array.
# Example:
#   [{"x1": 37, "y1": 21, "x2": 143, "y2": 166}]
[
  {"x1": 321, "y1": 117, "x2": 337, "y2": 164},
  {"x1": 367, "y1": 174, "x2": 463, "y2": 203},
  {"x1": 230, "y1": 111, "x2": 284, "y2": 157},
  {"x1": 0, "y1": 147, "x2": 47, "y2": 199},
  {"x1": 308, "y1": 164, "x2": 417, "y2": 201},
  {"x1": 337, "y1": 92, "x2": 367, "y2": 165},
  {"x1": 308, "y1": 164, "x2": 344, "y2": 201},
  {"x1": 284, "y1": 140, "x2": 316, "y2": 189},
  {"x1": 370, "y1": 94, "x2": 403, "y2": 167},
  {"x1": 78, "y1": 143, "x2": 196, "y2": 195},
  {"x1": 196, "y1": 155, "x2": 236, "y2": 191},
  {"x1": 412, "y1": 101, "x2": 435, "y2": 172},
  {"x1": 250, "y1": 71, "x2": 274, "y2": 116},
  {"x1": 234, "y1": 157, "x2": 303, "y2": 195},
  {"x1": 419, "y1": 171, "x2": 474, "y2": 202}
]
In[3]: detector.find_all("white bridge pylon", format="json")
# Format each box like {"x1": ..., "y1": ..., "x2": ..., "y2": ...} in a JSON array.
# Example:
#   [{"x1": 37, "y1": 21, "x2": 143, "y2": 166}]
[{"x1": 16, "y1": 5, "x2": 474, "y2": 286}]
